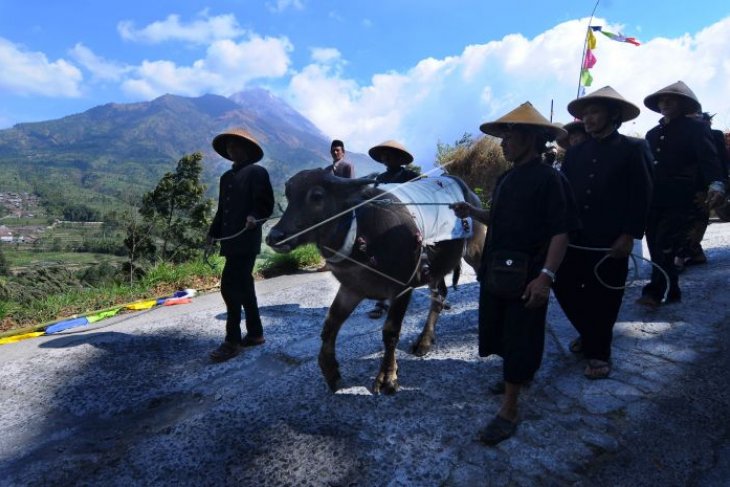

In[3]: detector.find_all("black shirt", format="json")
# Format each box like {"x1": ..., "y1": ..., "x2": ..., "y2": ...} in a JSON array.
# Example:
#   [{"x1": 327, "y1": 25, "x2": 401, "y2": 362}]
[
  {"x1": 645, "y1": 116, "x2": 724, "y2": 207},
  {"x1": 485, "y1": 158, "x2": 579, "y2": 259},
  {"x1": 562, "y1": 131, "x2": 653, "y2": 247},
  {"x1": 209, "y1": 162, "x2": 275, "y2": 256},
  {"x1": 375, "y1": 167, "x2": 421, "y2": 184}
]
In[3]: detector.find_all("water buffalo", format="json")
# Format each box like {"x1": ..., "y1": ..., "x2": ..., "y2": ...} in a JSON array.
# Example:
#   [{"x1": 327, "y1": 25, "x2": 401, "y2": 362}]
[{"x1": 266, "y1": 168, "x2": 486, "y2": 393}]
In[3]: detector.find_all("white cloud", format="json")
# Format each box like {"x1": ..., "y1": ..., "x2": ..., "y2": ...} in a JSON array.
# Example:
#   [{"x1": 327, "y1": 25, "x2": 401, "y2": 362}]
[
  {"x1": 121, "y1": 35, "x2": 293, "y2": 98},
  {"x1": 285, "y1": 16, "x2": 730, "y2": 164},
  {"x1": 118, "y1": 13, "x2": 245, "y2": 44},
  {"x1": 69, "y1": 43, "x2": 131, "y2": 81},
  {"x1": 267, "y1": 0, "x2": 305, "y2": 13},
  {"x1": 310, "y1": 47, "x2": 342, "y2": 65},
  {"x1": 0, "y1": 37, "x2": 82, "y2": 97}
]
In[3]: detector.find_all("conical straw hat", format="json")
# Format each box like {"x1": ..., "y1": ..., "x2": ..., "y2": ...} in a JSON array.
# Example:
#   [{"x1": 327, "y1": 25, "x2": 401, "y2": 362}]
[
  {"x1": 368, "y1": 140, "x2": 414, "y2": 165},
  {"x1": 643, "y1": 80, "x2": 701, "y2": 114},
  {"x1": 479, "y1": 102, "x2": 567, "y2": 140},
  {"x1": 567, "y1": 86, "x2": 640, "y2": 122},
  {"x1": 212, "y1": 128, "x2": 264, "y2": 163}
]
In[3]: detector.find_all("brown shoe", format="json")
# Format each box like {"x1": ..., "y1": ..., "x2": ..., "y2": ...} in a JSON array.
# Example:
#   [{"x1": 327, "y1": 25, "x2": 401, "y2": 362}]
[
  {"x1": 241, "y1": 335, "x2": 266, "y2": 347},
  {"x1": 209, "y1": 341, "x2": 242, "y2": 362}
]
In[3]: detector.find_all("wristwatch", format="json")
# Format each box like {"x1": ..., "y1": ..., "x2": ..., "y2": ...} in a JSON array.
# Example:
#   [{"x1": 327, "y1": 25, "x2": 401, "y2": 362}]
[{"x1": 540, "y1": 267, "x2": 556, "y2": 282}]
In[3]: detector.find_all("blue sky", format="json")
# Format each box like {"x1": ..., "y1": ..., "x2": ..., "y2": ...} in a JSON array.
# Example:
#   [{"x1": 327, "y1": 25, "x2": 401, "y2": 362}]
[{"x1": 1, "y1": 0, "x2": 729, "y2": 162}]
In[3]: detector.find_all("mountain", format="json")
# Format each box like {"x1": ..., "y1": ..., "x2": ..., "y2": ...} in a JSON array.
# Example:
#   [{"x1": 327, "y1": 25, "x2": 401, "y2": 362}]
[{"x1": 0, "y1": 89, "x2": 381, "y2": 213}]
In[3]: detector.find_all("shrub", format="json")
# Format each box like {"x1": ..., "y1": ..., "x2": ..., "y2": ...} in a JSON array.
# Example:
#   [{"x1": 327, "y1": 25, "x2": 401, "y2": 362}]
[
  {"x1": 437, "y1": 134, "x2": 511, "y2": 207},
  {"x1": 256, "y1": 244, "x2": 323, "y2": 277}
]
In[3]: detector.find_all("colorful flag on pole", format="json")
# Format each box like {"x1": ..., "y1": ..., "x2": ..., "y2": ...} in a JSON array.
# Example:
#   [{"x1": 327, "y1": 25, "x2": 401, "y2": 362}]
[
  {"x1": 579, "y1": 25, "x2": 640, "y2": 96},
  {"x1": 587, "y1": 29, "x2": 597, "y2": 50},
  {"x1": 580, "y1": 69, "x2": 594, "y2": 87},
  {"x1": 590, "y1": 26, "x2": 641, "y2": 46},
  {"x1": 583, "y1": 49, "x2": 597, "y2": 69}
]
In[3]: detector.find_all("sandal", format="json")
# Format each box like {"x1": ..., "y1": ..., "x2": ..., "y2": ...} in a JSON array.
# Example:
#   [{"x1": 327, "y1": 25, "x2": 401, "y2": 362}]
[
  {"x1": 209, "y1": 341, "x2": 242, "y2": 362},
  {"x1": 241, "y1": 335, "x2": 266, "y2": 347},
  {"x1": 569, "y1": 337, "x2": 583, "y2": 354},
  {"x1": 584, "y1": 359, "x2": 611, "y2": 380},
  {"x1": 479, "y1": 415, "x2": 518, "y2": 446},
  {"x1": 367, "y1": 301, "x2": 389, "y2": 319}
]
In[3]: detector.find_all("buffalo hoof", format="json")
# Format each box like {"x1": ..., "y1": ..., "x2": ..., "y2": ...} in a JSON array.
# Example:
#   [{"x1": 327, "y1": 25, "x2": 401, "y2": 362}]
[
  {"x1": 324, "y1": 373, "x2": 342, "y2": 393},
  {"x1": 318, "y1": 354, "x2": 341, "y2": 393},
  {"x1": 373, "y1": 375, "x2": 399, "y2": 395},
  {"x1": 411, "y1": 336, "x2": 434, "y2": 357}
]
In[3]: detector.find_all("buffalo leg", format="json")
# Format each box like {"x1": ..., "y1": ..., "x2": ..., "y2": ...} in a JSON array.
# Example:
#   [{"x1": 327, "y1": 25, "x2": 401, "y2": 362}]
[
  {"x1": 374, "y1": 288, "x2": 412, "y2": 395},
  {"x1": 319, "y1": 286, "x2": 362, "y2": 392},
  {"x1": 411, "y1": 278, "x2": 447, "y2": 357}
]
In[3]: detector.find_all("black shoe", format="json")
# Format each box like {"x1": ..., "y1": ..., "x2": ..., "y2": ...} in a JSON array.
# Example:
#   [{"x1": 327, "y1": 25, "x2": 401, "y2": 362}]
[{"x1": 479, "y1": 415, "x2": 518, "y2": 446}]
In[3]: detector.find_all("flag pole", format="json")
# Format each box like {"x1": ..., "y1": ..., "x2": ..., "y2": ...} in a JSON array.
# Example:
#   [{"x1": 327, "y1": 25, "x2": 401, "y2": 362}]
[{"x1": 575, "y1": 0, "x2": 601, "y2": 99}]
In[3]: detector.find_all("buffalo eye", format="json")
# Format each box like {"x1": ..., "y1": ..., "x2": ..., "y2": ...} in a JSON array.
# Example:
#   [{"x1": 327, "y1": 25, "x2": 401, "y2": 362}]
[{"x1": 308, "y1": 189, "x2": 324, "y2": 204}]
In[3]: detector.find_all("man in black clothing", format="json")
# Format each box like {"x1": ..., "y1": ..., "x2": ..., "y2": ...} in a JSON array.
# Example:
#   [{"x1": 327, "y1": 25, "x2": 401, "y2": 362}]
[
  {"x1": 554, "y1": 86, "x2": 653, "y2": 380},
  {"x1": 208, "y1": 128, "x2": 275, "y2": 362},
  {"x1": 366, "y1": 140, "x2": 420, "y2": 319},
  {"x1": 675, "y1": 112, "x2": 730, "y2": 270},
  {"x1": 638, "y1": 81, "x2": 726, "y2": 308},
  {"x1": 451, "y1": 102, "x2": 578, "y2": 445}
]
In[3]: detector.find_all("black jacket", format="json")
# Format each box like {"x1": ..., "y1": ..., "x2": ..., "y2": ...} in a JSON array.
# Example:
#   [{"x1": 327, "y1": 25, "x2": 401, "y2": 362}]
[
  {"x1": 209, "y1": 162, "x2": 274, "y2": 256},
  {"x1": 645, "y1": 116, "x2": 725, "y2": 207},
  {"x1": 375, "y1": 167, "x2": 421, "y2": 184},
  {"x1": 562, "y1": 131, "x2": 653, "y2": 247}
]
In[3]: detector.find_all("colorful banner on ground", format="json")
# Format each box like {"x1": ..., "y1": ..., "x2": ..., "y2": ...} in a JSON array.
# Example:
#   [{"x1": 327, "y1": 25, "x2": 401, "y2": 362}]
[
  {"x1": 0, "y1": 288, "x2": 198, "y2": 345},
  {"x1": 579, "y1": 25, "x2": 640, "y2": 96}
]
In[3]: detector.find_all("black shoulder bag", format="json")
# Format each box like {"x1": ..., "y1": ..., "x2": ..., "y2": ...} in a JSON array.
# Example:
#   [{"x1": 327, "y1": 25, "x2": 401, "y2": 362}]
[{"x1": 482, "y1": 172, "x2": 530, "y2": 299}]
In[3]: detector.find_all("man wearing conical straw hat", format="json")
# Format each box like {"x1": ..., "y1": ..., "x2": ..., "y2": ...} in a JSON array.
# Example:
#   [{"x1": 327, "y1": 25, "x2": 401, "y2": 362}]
[
  {"x1": 451, "y1": 102, "x2": 579, "y2": 445},
  {"x1": 556, "y1": 120, "x2": 588, "y2": 151},
  {"x1": 553, "y1": 86, "x2": 652, "y2": 381},
  {"x1": 636, "y1": 81, "x2": 726, "y2": 309},
  {"x1": 207, "y1": 128, "x2": 275, "y2": 362},
  {"x1": 366, "y1": 140, "x2": 422, "y2": 320}
]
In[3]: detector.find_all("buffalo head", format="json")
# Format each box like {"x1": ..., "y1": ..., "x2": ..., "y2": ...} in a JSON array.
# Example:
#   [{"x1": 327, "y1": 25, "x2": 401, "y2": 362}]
[{"x1": 266, "y1": 168, "x2": 375, "y2": 252}]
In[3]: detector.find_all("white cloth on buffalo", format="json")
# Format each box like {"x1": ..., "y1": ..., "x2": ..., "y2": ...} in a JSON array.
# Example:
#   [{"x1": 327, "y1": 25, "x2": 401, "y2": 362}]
[{"x1": 380, "y1": 177, "x2": 474, "y2": 245}]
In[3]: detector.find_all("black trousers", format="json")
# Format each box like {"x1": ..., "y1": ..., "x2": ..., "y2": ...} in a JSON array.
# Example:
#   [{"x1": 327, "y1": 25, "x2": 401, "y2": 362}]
[
  {"x1": 643, "y1": 206, "x2": 692, "y2": 301},
  {"x1": 479, "y1": 285, "x2": 548, "y2": 384},
  {"x1": 553, "y1": 248, "x2": 629, "y2": 362},
  {"x1": 221, "y1": 253, "x2": 263, "y2": 343},
  {"x1": 677, "y1": 192, "x2": 709, "y2": 261}
]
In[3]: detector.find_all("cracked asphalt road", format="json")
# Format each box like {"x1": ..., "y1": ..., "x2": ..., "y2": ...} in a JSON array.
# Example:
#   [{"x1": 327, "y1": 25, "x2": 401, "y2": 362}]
[{"x1": 1, "y1": 222, "x2": 729, "y2": 486}]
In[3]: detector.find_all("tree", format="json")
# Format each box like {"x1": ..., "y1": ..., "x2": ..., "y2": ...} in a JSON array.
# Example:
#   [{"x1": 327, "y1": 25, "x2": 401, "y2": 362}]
[
  {"x1": 137, "y1": 152, "x2": 213, "y2": 263},
  {"x1": 0, "y1": 246, "x2": 9, "y2": 276}
]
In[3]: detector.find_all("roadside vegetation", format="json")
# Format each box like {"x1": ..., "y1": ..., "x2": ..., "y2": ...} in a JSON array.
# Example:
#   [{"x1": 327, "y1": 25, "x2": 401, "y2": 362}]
[
  {"x1": 0, "y1": 152, "x2": 323, "y2": 334},
  {"x1": 436, "y1": 133, "x2": 511, "y2": 206}
]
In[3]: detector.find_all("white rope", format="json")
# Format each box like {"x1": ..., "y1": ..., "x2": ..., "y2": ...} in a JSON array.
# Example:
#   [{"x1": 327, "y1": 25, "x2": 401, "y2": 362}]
[{"x1": 567, "y1": 243, "x2": 671, "y2": 303}]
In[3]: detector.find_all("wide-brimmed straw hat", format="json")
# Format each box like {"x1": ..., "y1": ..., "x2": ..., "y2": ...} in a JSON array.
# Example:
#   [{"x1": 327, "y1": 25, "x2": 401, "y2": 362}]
[
  {"x1": 643, "y1": 80, "x2": 702, "y2": 114},
  {"x1": 567, "y1": 86, "x2": 640, "y2": 122},
  {"x1": 368, "y1": 140, "x2": 414, "y2": 165},
  {"x1": 479, "y1": 102, "x2": 566, "y2": 141},
  {"x1": 212, "y1": 128, "x2": 264, "y2": 163}
]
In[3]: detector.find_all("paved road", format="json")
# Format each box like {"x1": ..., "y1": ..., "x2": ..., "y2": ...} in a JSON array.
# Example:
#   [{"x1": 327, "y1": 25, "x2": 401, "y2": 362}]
[{"x1": 1, "y1": 223, "x2": 729, "y2": 486}]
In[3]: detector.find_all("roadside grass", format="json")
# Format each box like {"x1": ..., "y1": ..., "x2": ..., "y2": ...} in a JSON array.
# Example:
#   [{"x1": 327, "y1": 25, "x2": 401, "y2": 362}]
[
  {"x1": 4, "y1": 250, "x2": 125, "y2": 268},
  {"x1": 0, "y1": 244, "x2": 324, "y2": 334}
]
